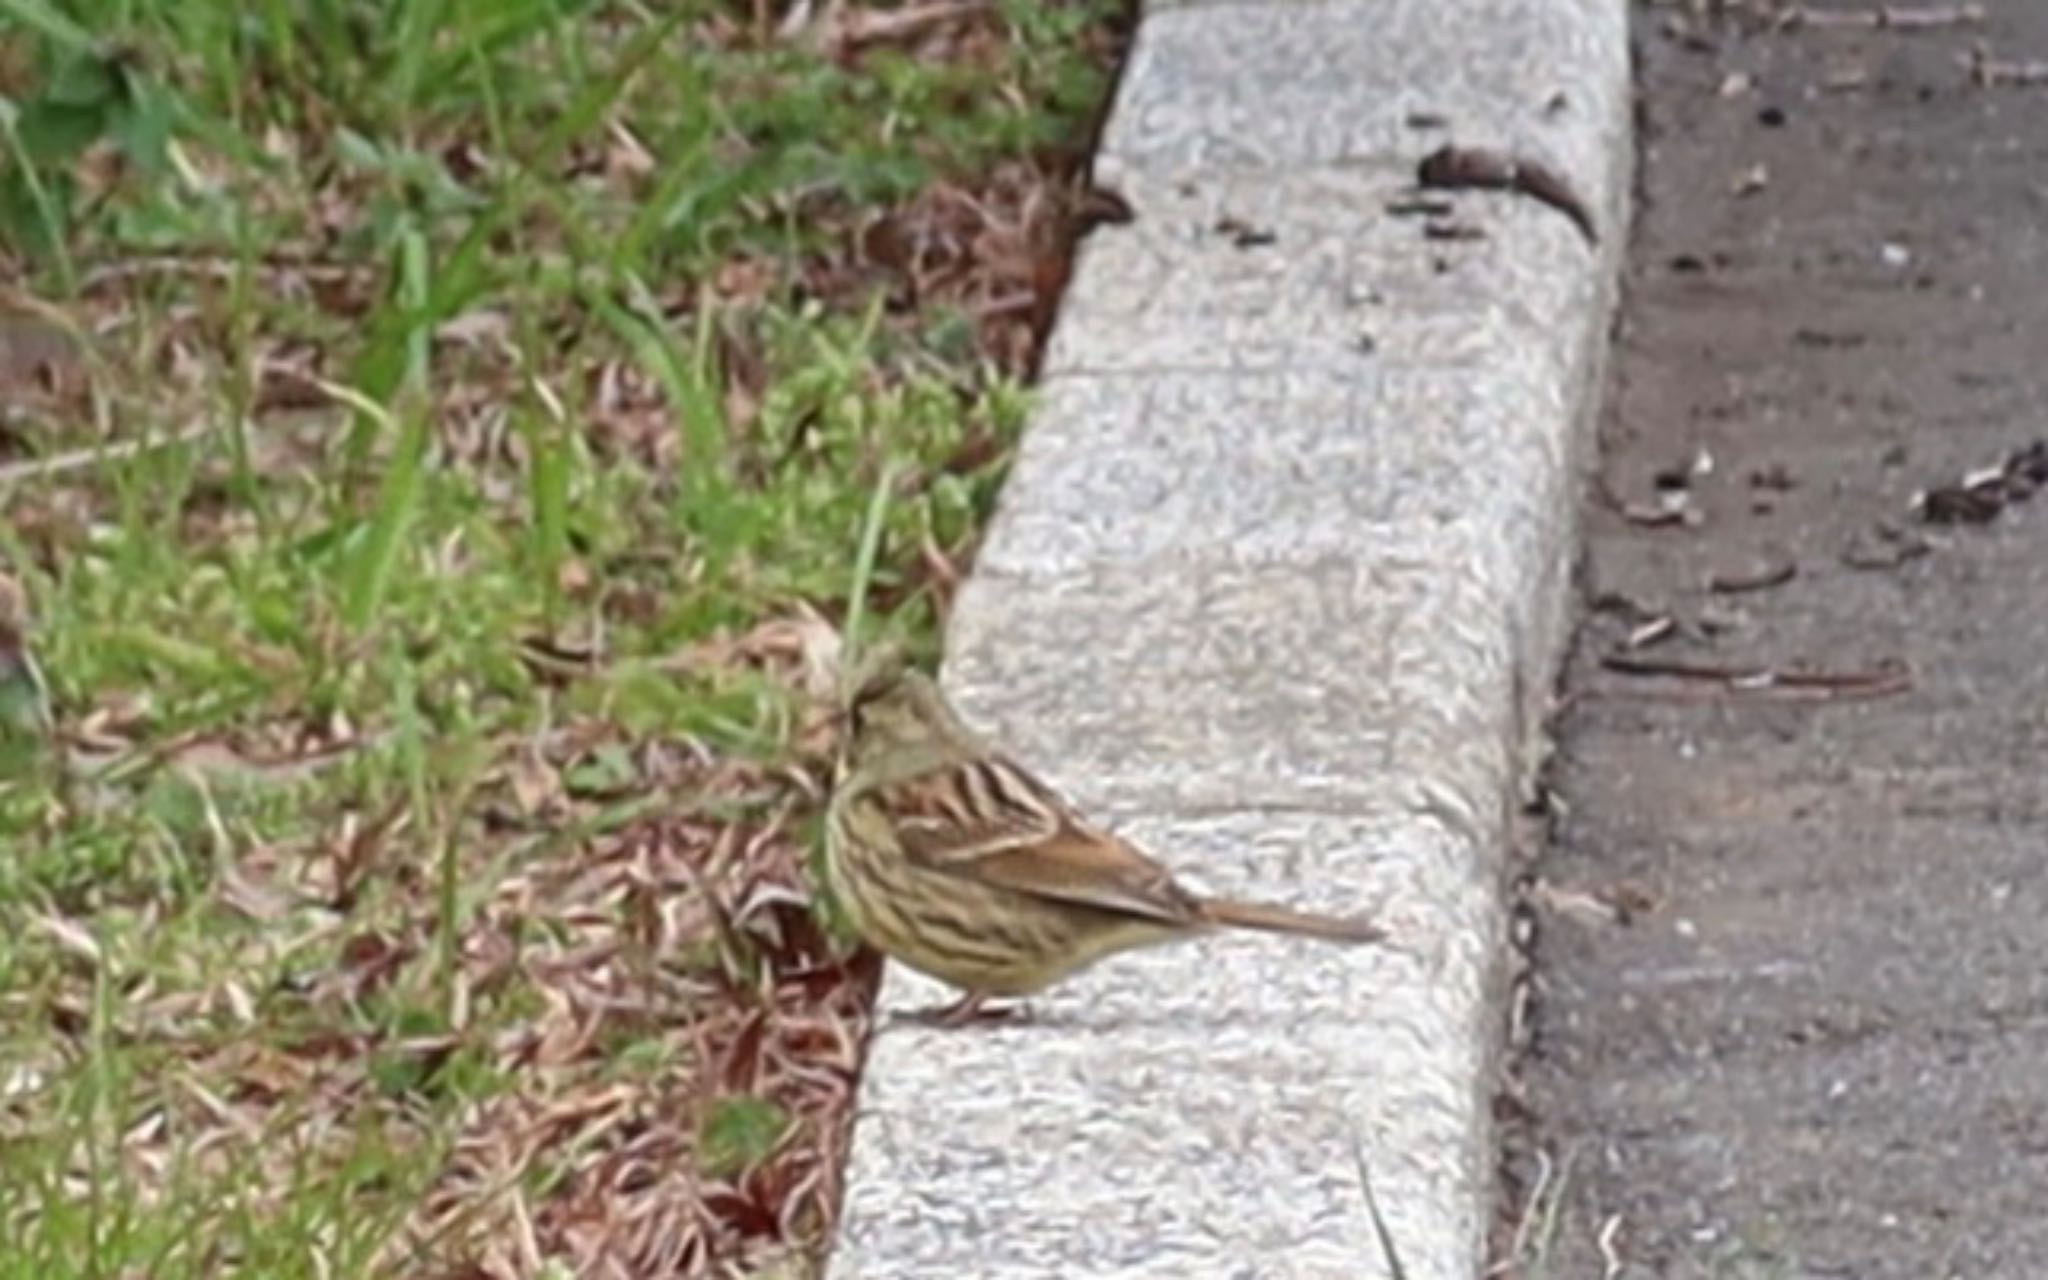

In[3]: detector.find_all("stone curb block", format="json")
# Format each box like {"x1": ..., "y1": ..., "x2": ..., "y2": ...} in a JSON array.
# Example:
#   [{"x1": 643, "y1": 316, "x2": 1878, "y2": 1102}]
[{"x1": 832, "y1": 1, "x2": 1631, "y2": 1275}]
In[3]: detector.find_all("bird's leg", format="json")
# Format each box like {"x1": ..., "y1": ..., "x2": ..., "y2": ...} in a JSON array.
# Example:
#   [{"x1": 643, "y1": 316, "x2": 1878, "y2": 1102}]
[
  {"x1": 904, "y1": 991, "x2": 1031, "y2": 1028},
  {"x1": 932, "y1": 991, "x2": 989, "y2": 1026}
]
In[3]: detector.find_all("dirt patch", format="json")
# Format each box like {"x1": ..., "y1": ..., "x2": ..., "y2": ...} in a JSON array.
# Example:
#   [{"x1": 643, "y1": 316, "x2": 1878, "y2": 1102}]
[{"x1": 1506, "y1": 2, "x2": 2048, "y2": 1277}]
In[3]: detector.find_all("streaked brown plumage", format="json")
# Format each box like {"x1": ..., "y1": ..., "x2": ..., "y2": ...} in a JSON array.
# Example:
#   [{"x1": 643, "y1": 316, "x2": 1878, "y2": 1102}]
[{"x1": 823, "y1": 667, "x2": 1383, "y2": 1023}]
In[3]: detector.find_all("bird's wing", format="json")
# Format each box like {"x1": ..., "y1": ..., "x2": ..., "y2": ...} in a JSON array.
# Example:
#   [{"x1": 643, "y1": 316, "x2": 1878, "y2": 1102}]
[
  {"x1": 884, "y1": 756, "x2": 1066, "y2": 863},
  {"x1": 890, "y1": 754, "x2": 1200, "y2": 926},
  {"x1": 965, "y1": 827, "x2": 1201, "y2": 925}
]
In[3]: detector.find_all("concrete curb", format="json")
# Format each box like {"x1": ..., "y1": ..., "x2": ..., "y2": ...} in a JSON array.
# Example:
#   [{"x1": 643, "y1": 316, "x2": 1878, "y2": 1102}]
[{"x1": 831, "y1": 2, "x2": 1630, "y2": 1275}]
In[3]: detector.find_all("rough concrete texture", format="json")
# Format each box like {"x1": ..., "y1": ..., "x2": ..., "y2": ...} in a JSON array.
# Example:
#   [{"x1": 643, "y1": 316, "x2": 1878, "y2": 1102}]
[
  {"x1": 1520, "y1": 3, "x2": 2048, "y2": 1277},
  {"x1": 832, "y1": 1, "x2": 1630, "y2": 1276}
]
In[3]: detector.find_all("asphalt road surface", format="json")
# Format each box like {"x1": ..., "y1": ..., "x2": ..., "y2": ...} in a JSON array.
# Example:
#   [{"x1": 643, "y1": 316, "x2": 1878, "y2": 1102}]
[{"x1": 1516, "y1": 3, "x2": 2048, "y2": 1277}]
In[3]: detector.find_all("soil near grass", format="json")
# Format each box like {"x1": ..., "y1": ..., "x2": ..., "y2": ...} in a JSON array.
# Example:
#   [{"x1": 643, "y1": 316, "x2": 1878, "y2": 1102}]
[{"x1": 1507, "y1": 2, "x2": 2048, "y2": 1276}]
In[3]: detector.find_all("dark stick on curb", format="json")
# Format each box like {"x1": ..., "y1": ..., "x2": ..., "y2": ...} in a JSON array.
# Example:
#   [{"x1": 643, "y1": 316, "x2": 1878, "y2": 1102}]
[
  {"x1": 1417, "y1": 145, "x2": 1599, "y2": 246},
  {"x1": 1353, "y1": 1140, "x2": 1410, "y2": 1280}
]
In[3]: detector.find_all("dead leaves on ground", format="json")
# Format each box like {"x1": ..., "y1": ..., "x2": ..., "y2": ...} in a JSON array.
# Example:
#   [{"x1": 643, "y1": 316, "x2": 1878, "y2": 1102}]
[{"x1": 5, "y1": 722, "x2": 878, "y2": 1277}]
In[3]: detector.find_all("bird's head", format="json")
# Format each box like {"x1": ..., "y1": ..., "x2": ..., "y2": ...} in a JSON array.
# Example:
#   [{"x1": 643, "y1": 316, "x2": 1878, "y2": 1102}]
[
  {"x1": 844, "y1": 665, "x2": 954, "y2": 764},
  {"x1": 843, "y1": 663, "x2": 937, "y2": 745}
]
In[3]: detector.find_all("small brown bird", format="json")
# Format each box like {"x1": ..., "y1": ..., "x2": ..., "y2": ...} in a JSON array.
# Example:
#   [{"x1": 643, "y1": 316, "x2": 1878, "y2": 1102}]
[{"x1": 823, "y1": 667, "x2": 1383, "y2": 1024}]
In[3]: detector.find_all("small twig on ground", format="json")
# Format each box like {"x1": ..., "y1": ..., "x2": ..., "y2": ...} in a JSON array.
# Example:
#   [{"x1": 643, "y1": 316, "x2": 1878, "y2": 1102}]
[
  {"x1": 1352, "y1": 1141, "x2": 1409, "y2": 1280},
  {"x1": 0, "y1": 422, "x2": 256, "y2": 486},
  {"x1": 1495, "y1": 1146, "x2": 1553, "y2": 1274},
  {"x1": 1598, "y1": 1212, "x2": 1628, "y2": 1279},
  {"x1": 1623, "y1": 615, "x2": 1677, "y2": 650},
  {"x1": 1785, "y1": 3, "x2": 1984, "y2": 30},
  {"x1": 77, "y1": 253, "x2": 369, "y2": 292},
  {"x1": 1965, "y1": 43, "x2": 2048, "y2": 87},
  {"x1": 1620, "y1": 500, "x2": 1696, "y2": 528},
  {"x1": 1487, "y1": 1145, "x2": 1574, "y2": 1277},
  {"x1": 1597, "y1": 653, "x2": 1911, "y2": 701}
]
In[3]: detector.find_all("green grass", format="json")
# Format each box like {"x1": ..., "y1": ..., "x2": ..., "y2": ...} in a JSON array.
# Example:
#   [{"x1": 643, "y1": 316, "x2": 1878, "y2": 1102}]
[{"x1": 0, "y1": 0, "x2": 1125, "y2": 1272}]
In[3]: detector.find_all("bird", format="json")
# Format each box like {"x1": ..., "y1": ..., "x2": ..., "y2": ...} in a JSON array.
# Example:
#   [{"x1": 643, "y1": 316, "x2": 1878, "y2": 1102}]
[{"x1": 822, "y1": 666, "x2": 1383, "y2": 1024}]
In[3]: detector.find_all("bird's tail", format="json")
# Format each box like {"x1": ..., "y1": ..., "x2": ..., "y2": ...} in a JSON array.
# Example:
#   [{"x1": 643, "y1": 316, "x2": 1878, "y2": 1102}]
[{"x1": 1198, "y1": 896, "x2": 1385, "y2": 945}]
